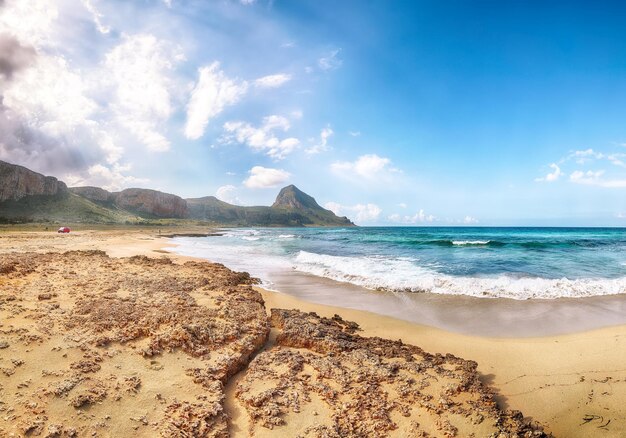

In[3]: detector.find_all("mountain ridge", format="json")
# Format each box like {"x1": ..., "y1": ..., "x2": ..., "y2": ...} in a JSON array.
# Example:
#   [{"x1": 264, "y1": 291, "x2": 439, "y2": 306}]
[{"x1": 0, "y1": 160, "x2": 355, "y2": 226}]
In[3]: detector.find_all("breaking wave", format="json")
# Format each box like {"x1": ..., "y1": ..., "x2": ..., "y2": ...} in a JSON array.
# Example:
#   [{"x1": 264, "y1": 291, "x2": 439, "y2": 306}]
[{"x1": 293, "y1": 251, "x2": 626, "y2": 300}]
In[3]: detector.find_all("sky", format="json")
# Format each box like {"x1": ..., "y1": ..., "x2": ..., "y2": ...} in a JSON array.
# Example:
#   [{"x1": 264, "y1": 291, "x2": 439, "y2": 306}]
[{"x1": 1, "y1": 0, "x2": 626, "y2": 226}]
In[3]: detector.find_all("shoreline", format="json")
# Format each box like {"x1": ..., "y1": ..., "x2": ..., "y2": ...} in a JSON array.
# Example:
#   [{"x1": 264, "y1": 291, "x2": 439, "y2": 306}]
[
  {"x1": 2, "y1": 228, "x2": 626, "y2": 436},
  {"x1": 169, "y1": 234, "x2": 626, "y2": 338},
  {"x1": 160, "y1": 232, "x2": 626, "y2": 436}
]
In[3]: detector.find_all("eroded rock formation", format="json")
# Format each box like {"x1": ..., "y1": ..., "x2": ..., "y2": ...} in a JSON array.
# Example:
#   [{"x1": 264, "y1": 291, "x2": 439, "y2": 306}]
[{"x1": 0, "y1": 160, "x2": 67, "y2": 202}]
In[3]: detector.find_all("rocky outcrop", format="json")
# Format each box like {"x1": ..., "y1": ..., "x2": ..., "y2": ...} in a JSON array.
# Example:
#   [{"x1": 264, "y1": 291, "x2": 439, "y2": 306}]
[
  {"x1": 272, "y1": 184, "x2": 323, "y2": 210},
  {"x1": 69, "y1": 186, "x2": 188, "y2": 218},
  {"x1": 0, "y1": 160, "x2": 67, "y2": 202},
  {"x1": 69, "y1": 186, "x2": 112, "y2": 203},
  {"x1": 0, "y1": 251, "x2": 269, "y2": 437},
  {"x1": 236, "y1": 309, "x2": 550, "y2": 437},
  {"x1": 112, "y1": 188, "x2": 188, "y2": 218}
]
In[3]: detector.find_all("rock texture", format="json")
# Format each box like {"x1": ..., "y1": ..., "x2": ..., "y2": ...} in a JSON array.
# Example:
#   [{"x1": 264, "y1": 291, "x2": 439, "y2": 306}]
[
  {"x1": 0, "y1": 251, "x2": 268, "y2": 437},
  {"x1": 0, "y1": 160, "x2": 67, "y2": 202},
  {"x1": 113, "y1": 188, "x2": 188, "y2": 218},
  {"x1": 236, "y1": 309, "x2": 549, "y2": 437}
]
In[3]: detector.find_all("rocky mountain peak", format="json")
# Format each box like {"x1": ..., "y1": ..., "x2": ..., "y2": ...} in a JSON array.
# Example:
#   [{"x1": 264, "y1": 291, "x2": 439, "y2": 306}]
[{"x1": 272, "y1": 185, "x2": 322, "y2": 210}]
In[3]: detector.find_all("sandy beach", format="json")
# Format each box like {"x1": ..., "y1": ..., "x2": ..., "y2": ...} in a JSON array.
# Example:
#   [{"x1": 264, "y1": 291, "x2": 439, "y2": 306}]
[{"x1": 1, "y1": 228, "x2": 625, "y2": 437}]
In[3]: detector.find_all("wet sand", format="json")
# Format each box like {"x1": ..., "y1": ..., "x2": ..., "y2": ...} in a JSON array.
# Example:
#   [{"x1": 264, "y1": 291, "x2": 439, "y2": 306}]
[{"x1": 267, "y1": 269, "x2": 626, "y2": 337}]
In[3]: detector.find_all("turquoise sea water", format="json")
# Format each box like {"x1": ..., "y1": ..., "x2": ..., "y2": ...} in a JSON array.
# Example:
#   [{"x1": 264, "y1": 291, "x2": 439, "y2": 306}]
[{"x1": 172, "y1": 227, "x2": 626, "y2": 300}]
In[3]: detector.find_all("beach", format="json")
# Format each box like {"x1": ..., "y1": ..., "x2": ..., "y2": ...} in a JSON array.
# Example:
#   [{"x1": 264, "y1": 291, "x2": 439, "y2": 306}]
[{"x1": 1, "y1": 228, "x2": 625, "y2": 437}]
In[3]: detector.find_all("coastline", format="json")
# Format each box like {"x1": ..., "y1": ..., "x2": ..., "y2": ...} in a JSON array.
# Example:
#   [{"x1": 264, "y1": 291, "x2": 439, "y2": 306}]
[{"x1": 1, "y1": 228, "x2": 625, "y2": 436}]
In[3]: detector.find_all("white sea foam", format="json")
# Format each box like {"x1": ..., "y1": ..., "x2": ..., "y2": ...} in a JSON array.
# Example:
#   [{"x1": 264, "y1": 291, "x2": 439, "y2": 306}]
[
  {"x1": 242, "y1": 236, "x2": 261, "y2": 241},
  {"x1": 452, "y1": 240, "x2": 490, "y2": 246},
  {"x1": 278, "y1": 234, "x2": 296, "y2": 239},
  {"x1": 293, "y1": 251, "x2": 626, "y2": 300}
]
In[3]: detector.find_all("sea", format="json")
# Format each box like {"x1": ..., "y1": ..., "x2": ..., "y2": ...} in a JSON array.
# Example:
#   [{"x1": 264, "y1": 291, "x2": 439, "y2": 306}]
[{"x1": 171, "y1": 227, "x2": 626, "y2": 301}]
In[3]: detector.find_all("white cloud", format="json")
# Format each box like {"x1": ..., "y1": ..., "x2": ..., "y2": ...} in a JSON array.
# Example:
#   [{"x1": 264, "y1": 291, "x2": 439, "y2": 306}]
[
  {"x1": 319, "y1": 49, "x2": 342, "y2": 71},
  {"x1": 306, "y1": 126, "x2": 333, "y2": 154},
  {"x1": 105, "y1": 33, "x2": 185, "y2": 152},
  {"x1": 184, "y1": 62, "x2": 248, "y2": 140},
  {"x1": 66, "y1": 163, "x2": 148, "y2": 192},
  {"x1": 331, "y1": 154, "x2": 399, "y2": 180},
  {"x1": 0, "y1": 1, "x2": 147, "y2": 190},
  {"x1": 0, "y1": 0, "x2": 59, "y2": 47},
  {"x1": 569, "y1": 169, "x2": 626, "y2": 188},
  {"x1": 615, "y1": 212, "x2": 626, "y2": 219},
  {"x1": 325, "y1": 202, "x2": 381, "y2": 223},
  {"x1": 3, "y1": 54, "x2": 97, "y2": 135},
  {"x1": 463, "y1": 215, "x2": 479, "y2": 224},
  {"x1": 349, "y1": 131, "x2": 361, "y2": 137},
  {"x1": 215, "y1": 184, "x2": 241, "y2": 204},
  {"x1": 397, "y1": 203, "x2": 407, "y2": 208},
  {"x1": 535, "y1": 163, "x2": 562, "y2": 182},
  {"x1": 240, "y1": 0, "x2": 256, "y2": 4},
  {"x1": 388, "y1": 209, "x2": 436, "y2": 224},
  {"x1": 81, "y1": 0, "x2": 111, "y2": 34},
  {"x1": 569, "y1": 148, "x2": 604, "y2": 164},
  {"x1": 607, "y1": 154, "x2": 626, "y2": 168},
  {"x1": 254, "y1": 73, "x2": 292, "y2": 88},
  {"x1": 243, "y1": 166, "x2": 291, "y2": 189},
  {"x1": 162, "y1": 0, "x2": 173, "y2": 7},
  {"x1": 223, "y1": 115, "x2": 300, "y2": 160}
]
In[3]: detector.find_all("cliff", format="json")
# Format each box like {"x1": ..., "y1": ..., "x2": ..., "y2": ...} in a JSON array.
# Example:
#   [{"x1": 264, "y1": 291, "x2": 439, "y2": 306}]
[
  {"x1": 112, "y1": 188, "x2": 188, "y2": 219},
  {"x1": 0, "y1": 160, "x2": 67, "y2": 202}
]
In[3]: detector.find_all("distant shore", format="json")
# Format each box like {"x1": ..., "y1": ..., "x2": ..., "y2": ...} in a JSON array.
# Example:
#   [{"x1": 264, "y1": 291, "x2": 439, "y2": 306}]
[{"x1": 1, "y1": 227, "x2": 625, "y2": 436}]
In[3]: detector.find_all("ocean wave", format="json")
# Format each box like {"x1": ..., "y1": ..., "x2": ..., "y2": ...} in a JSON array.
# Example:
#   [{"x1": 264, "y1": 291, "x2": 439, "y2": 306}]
[
  {"x1": 416, "y1": 239, "x2": 506, "y2": 247},
  {"x1": 278, "y1": 234, "x2": 296, "y2": 239},
  {"x1": 452, "y1": 240, "x2": 491, "y2": 246},
  {"x1": 241, "y1": 236, "x2": 261, "y2": 241},
  {"x1": 293, "y1": 251, "x2": 626, "y2": 300}
]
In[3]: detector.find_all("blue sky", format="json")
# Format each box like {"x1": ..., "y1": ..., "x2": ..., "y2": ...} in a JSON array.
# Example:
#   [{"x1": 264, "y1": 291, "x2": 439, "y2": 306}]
[{"x1": 1, "y1": 0, "x2": 626, "y2": 225}]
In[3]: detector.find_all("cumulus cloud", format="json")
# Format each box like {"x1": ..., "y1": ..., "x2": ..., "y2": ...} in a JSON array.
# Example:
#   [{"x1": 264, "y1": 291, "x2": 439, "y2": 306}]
[
  {"x1": 319, "y1": 49, "x2": 342, "y2": 71},
  {"x1": 215, "y1": 184, "x2": 241, "y2": 204},
  {"x1": 535, "y1": 163, "x2": 562, "y2": 182},
  {"x1": 331, "y1": 154, "x2": 399, "y2": 180},
  {"x1": 223, "y1": 115, "x2": 300, "y2": 160},
  {"x1": 325, "y1": 202, "x2": 381, "y2": 223},
  {"x1": 0, "y1": 1, "x2": 179, "y2": 190},
  {"x1": 254, "y1": 73, "x2": 291, "y2": 88},
  {"x1": 66, "y1": 163, "x2": 148, "y2": 191},
  {"x1": 306, "y1": 126, "x2": 333, "y2": 154},
  {"x1": 184, "y1": 62, "x2": 248, "y2": 140},
  {"x1": 463, "y1": 215, "x2": 479, "y2": 224},
  {"x1": 104, "y1": 33, "x2": 185, "y2": 152},
  {"x1": 388, "y1": 209, "x2": 436, "y2": 224},
  {"x1": 243, "y1": 166, "x2": 291, "y2": 188}
]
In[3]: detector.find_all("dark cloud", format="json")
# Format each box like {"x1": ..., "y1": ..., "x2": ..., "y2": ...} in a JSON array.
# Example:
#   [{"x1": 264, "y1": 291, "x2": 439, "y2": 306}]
[
  {"x1": 0, "y1": 34, "x2": 36, "y2": 81},
  {"x1": 0, "y1": 97, "x2": 96, "y2": 177}
]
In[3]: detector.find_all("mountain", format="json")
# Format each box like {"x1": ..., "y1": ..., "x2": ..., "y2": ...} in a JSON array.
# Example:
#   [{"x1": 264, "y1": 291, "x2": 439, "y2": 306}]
[
  {"x1": 0, "y1": 160, "x2": 355, "y2": 226},
  {"x1": 272, "y1": 185, "x2": 321, "y2": 210},
  {"x1": 187, "y1": 188, "x2": 354, "y2": 226}
]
